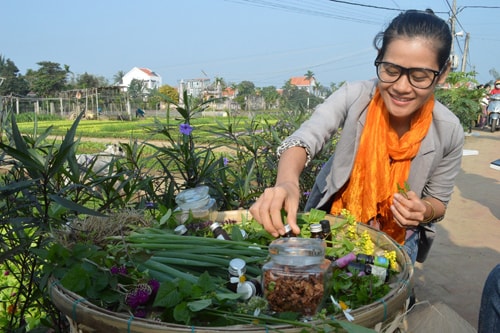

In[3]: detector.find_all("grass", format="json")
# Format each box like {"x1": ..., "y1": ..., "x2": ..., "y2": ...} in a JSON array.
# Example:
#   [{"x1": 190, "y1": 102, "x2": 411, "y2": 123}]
[{"x1": 10, "y1": 112, "x2": 278, "y2": 155}]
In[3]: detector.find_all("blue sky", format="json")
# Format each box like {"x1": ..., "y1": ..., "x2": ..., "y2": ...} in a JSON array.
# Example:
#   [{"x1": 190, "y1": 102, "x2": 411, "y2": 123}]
[{"x1": 2, "y1": 0, "x2": 499, "y2": 88}]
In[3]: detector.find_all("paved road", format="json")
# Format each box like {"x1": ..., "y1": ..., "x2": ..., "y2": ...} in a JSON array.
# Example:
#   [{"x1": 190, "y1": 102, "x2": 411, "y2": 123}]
[{"x1": 413, "y1": 128, "x2": 500, "y2": 330}]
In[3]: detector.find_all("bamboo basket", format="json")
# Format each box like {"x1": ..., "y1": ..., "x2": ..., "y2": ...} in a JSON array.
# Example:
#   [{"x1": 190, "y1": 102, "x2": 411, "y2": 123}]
[{"x1": 49, "y1": 210, "x2": 413, "y2": 333}]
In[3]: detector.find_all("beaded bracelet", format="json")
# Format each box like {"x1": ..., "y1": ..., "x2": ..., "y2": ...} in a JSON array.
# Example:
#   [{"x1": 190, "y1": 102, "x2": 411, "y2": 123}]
[{"x1": 422, "y1": 199, "x2": 435, "y2": 223}]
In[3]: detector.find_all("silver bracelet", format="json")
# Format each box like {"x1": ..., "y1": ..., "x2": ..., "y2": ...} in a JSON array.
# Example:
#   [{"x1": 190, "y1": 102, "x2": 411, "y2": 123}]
[{"x1": 277, "y1": 138, "x2": 312, "y2": 167}]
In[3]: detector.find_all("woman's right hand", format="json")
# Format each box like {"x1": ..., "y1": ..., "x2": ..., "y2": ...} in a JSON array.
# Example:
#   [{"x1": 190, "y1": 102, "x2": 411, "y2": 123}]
[{"x1": 249, "y1": 181, "x2": 302, "y2": 237}]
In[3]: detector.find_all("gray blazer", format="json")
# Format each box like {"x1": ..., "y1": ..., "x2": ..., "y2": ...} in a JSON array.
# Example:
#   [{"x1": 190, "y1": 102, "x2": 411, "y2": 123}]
[{"x1": 288, "y1": 80, "x2": 465, "y2": 212}]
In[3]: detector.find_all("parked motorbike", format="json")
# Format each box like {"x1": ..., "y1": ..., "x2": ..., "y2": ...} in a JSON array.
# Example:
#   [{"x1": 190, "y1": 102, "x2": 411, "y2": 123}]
[{"x1": 487, "y1": 94, "x2": 500, "y2": 132}]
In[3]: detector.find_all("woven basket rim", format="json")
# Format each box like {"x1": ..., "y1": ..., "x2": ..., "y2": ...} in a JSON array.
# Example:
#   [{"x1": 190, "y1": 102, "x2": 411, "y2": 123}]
[{"x1": 49, "y1": 210, "x2": 413, "y2": 332}]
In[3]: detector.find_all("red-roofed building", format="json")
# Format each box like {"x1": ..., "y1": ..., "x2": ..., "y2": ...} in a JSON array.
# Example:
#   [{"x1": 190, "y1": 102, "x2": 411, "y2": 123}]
[
  {"x1": 121, "y1": 67, "x2": 162, "y2": 91},
  {"x1": 222, "y1": 87, "x2": 236, "y2": 98},
  {"x1": 289, "y1": 76, "x2": 316, "y2": 94}
]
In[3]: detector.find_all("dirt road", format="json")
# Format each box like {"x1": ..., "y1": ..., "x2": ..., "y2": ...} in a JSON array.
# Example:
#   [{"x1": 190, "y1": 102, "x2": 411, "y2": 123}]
[{"x1": 413, "y1": 128, "x2": 500, "y2": 329}]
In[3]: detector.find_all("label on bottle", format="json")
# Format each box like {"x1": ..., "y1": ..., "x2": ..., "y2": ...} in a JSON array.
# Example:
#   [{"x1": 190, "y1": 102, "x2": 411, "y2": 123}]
[
  {"x1": 369, "y1": 264, "x2": 388, "y2": 282},
  {"x1": 373, "y1": 256, "x2": 389, "y2": 269},
  {"x1": 216, "y1": 233, "x2": 229, "y2": 240}
]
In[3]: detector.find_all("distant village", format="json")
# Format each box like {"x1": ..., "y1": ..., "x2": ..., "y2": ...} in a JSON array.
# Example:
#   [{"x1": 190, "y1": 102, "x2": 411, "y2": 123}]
[{"x1": 120, "y1": 67, "x2": 320, "y2": 112}]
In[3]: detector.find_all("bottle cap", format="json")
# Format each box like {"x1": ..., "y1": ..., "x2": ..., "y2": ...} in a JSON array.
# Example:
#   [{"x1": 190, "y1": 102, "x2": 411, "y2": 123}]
[
  {"x1": 237, "y1": 281, "x2": 256, "y2": 300},
  {"x1": 209, "y1": 222, "x2": 222, "y2": 231},
  {"x1": 228, "y1": 258, "x2": 246, "y2": 276},
  {"x1": 174, "y1": 224, "x2": 188, "y2": 235},
  {"x1": 268, "y1": 238, "x2": 325, "y2": 265},
  {"x1": 319, "y1": 219, "x2": 331, "y2": 232},
  {"x1": 310, "y1": 223, "x2": 322, "y2": 233}
]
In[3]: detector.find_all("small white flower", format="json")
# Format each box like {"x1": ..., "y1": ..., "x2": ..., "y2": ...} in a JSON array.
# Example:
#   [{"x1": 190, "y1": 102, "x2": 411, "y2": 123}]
[{"x1": 330, "y1": 295, "x2": 354, "y2": 322}]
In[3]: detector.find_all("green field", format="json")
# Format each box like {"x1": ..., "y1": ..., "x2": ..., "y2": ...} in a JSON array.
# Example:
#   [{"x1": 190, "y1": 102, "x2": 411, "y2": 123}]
[{"x1": 11, "y1": 112, "x2": 277, "y2": 154}]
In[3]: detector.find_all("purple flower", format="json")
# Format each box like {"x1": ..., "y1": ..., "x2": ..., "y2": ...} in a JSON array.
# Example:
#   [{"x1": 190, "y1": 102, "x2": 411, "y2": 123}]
[
  {"x1": 303, "y1": 191, "x2": 311, "y2": 197},
  {"x1": 110, "y1": 265, "x2": 127, "y2": 275},
  {"x1": 4, "y1": 271, "x2": 9, "y2": 276},
  {"x1": 145, "y1": 201, "x2": 155, "y2": 209},
  {"x1": 223, "y1": 157, "x2": 229, "y2": 166},
  {"x1": 125, "y1": 284, "x2": 152, "y2": 309},
  {"x1": 148, "y1": 279, "x2": 160, "y2": 295},
  {"x1": 179, "y1": 123, "x2": 193, "y2": 136}
]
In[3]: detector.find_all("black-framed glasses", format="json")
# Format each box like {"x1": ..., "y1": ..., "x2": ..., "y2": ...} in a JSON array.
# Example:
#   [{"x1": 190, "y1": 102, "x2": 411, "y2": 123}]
[{"x1": 375, "y1": 61, "x2": 442, "y2": 89}]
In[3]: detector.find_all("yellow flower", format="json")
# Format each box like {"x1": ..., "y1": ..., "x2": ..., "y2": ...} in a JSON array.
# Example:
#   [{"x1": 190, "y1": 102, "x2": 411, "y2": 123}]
[
  {"x1": 346, "y1": 224, "x2": 357, "y2": 240},
  {"x1": 357, "y1": 230, "x2": 375, "y2": 255},
  {"x1": 384, "y1": 250, "x2": 399, "y2": 271}
]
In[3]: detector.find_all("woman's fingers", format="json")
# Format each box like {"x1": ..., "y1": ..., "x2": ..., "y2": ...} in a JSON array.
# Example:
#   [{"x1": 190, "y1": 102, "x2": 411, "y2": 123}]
[{"x1": 249, "y1": 184, "x2": 300, "y2": 237}]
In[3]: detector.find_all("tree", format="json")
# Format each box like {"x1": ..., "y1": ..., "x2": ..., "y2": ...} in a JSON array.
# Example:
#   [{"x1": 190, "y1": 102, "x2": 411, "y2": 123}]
[
  {"x1": 304, "y1": 70, "x2": 315, "y2": 94},
  {"x1": 0, "y1": 55, "x2": 29, "y2": 96},
  {"x1": 261, "y1": 86, "x2": 280, "y2": 109},
  {"x1": 113, "y1": 70, "x2": 126, "y2": 85},
  {"x1": 75, "y1": 72, "x2": 106, "y2": 88},
  {"x1": 128, "y1": 79, "x2": 147, "y2": 99},
  {"x1": 435, "y1": 71, "x2": 482, "y2": 132},
  {"x1": 235, "y1": 80, "x2": 255, "y2": 110},
  {"x1": 25, "y1": 61, "x2": 69, "y2": 97},
  {"x1": 158, "y1": 84, "x2": 179, "y2": 104}
]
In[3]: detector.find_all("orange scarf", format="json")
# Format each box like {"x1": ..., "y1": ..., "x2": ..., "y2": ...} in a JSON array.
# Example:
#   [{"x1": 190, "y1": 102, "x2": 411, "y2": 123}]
[{"x1": 330, "y1": 88, "x2": 434, "y2": 244}]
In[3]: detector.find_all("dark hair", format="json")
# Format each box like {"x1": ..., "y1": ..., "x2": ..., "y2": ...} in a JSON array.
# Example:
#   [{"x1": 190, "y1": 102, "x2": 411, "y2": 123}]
[{"x1": 374, "y1": 9, "x2": 452, "y2": 70}]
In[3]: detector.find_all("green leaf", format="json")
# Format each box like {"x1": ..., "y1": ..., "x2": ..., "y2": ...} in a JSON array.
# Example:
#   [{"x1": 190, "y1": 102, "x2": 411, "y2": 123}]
[
  {"x1": 49, "y1": 194, "x2": 106, "y2": 216},
  {"x1": 61, "y1": 266, "x2": 90, "y2": 293},
  {"x1": 173, "y1": 301, "x2": 191, "y2": 324},
  {"x1": 187, "y1": 298, "x2": 212, "y2": 312},
  {"x1": 215, "y1": 292, "x2": 241, "y2": 301},
  {"x1": 197, "y1": 271, "x2": 216, "y2": 293},
  {"x1": 153, "y1": 281, "x2": 182, "y2": 308}
]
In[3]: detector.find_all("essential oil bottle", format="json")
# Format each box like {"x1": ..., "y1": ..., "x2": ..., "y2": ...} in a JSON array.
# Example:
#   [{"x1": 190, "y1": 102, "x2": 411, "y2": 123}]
[{"x1": 210, "y1": 222, "x2": 231, "y2": 240}]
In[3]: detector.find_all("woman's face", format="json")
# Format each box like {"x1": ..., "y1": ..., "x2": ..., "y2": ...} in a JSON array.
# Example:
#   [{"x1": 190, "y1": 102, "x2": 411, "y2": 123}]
[{"x1": 377, "y1": 38, "x2": 448, "y2": 121}]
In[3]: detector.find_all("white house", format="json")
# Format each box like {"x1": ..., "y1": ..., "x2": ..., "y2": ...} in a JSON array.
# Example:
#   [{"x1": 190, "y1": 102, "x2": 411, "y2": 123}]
[
  {"x1": 179, "y1": 78, "x2": 210, "y2": 99},
  {"x1": 289, "y1": 76, "x2": 316, "y2": 94},
  {"x1": 121, "y1": 67, "x2": 162, "y2": 91}
]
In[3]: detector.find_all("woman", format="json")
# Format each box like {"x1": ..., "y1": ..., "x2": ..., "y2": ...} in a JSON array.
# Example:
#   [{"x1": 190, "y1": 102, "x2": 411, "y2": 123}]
[{"x1": 250, "y1": 9, "x2": 464, "y2": 264}]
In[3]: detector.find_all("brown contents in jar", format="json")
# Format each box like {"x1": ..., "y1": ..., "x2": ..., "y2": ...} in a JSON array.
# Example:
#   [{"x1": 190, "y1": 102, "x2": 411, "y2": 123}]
[{"x1": 263, "y1": 267, "x2": 325, "y2": 316}]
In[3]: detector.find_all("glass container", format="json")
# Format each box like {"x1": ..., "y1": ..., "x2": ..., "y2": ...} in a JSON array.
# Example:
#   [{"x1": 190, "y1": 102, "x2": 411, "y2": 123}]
[
  {"x1": 174, "y1": 186, "x2": 216, "y2": 223},
  {"x1": 261, "y1": 237, "x2": 331, "y2": 317}
]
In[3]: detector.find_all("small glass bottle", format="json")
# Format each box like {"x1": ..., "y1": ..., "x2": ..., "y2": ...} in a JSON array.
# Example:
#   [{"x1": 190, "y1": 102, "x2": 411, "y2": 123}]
[
  {"x1": 282, "y1": 224, "x2": 296, "y2": 237},
  {"x1": 310, "y1": 223, "x2": 323, "y2": 239},
  {"x1": 237, "y1": 279, "x2": 263, "y2": 300},
  {"x1": 347, "y1": 262, "x2": 389, "y2": 282},
  {"x1": 227, "y1": 258, "x2": 246, "y2": 292},
  {"x1": 333, "y1": 252, "x2": 356, "y2": 268},
  {"x1": 356, "y1": 253, "x2": 390, "y2": 269},
  {"x1": 262, "y1": 238, "x2": 331, "y2": 317},
  {"x1": 228, "y1": 258, "x2": 262, "y2": 300},
  {"x1": 174, "y1": 224, "x2": 188, "y2": 236},
  {"x1": 210, "y1": 222, "x2": 231, "y2": 240},
  {"x1": 319, "y1": 219, "x2": 333, "y2": 246}
]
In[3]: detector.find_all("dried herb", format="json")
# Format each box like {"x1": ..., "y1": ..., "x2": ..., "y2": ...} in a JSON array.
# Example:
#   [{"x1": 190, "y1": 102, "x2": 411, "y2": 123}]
[{"x1": 263, "y1": 267, "x2": 326, "y2": 316}]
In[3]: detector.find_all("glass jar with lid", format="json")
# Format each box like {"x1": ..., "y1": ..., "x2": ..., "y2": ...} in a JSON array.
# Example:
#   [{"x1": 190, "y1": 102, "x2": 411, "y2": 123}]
[
  {"x1": 261, "y1": 237, "x2": 332, "y2": 317},
  {"x1": 174, "y1": 186, "x2": 216, "y2": 223}
]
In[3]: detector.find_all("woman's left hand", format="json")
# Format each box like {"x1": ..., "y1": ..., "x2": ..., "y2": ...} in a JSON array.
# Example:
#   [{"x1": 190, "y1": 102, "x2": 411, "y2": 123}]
[{"x1": 390, "y1": 191, "x2": 426, "y2": 228}]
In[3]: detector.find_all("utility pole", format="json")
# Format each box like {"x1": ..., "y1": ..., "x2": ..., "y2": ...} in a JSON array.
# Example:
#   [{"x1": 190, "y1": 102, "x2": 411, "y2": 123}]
[
  {"x1": 449, "y1": 0, "x2": 458, "y2": 70},
  {"x1": 450, "y1": 0, "x2": 456, "y2": 53},
  {"x1": 461, "y1": 32, "x2": 470, "y2": 72}
]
